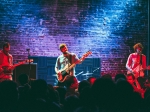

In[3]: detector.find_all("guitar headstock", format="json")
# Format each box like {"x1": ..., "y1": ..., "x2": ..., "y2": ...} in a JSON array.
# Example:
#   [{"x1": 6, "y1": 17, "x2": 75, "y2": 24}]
[
  {"x1": 79, "y1": 51, "x2": 92, "y2": 62},
  {"x1": 83, "y1": 51, "x2": 92, "y2": 57},
  {"x1": 15, "y1": 59, "x2": 34, "y2": 67},
  {"x1": 26, "y1": 59, "x2": 34, "y2": 63}
]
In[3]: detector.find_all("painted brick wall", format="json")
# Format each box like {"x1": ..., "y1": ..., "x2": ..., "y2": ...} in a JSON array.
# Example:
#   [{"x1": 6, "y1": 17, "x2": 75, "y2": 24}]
[{"x1": 0, "y1": 0, "x2": 148, "y2": 77}]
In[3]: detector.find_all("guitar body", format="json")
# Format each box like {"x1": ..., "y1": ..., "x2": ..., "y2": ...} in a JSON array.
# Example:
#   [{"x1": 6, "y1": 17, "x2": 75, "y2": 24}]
[
  {"x1": 0, "y1": 59, "x2": 33, "y2": 76},
  {"x1": 2, "y1": 66, "x2": 13, "y2": 75},
  {"x1": 127, "y1": 65, "x2": 144, "y2": 78},
  {"x1": 57, "y1": 70, "x2": 70, "y2": 83}
]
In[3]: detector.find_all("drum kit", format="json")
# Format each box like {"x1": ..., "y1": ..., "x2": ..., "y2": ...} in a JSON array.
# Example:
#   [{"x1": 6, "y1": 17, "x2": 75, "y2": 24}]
[
  {"x1": 52, "y1": 70, "x2": 99, "y2": 86},
  {"x1": 52, "y1": 67, "x2": 100, "y2": 82},
  {"x1": 52, "y1": 72, "x2": 93, "y2": 77},
  {"x1": 77, "y1": 71, "x2": 93, "y2": 78}
]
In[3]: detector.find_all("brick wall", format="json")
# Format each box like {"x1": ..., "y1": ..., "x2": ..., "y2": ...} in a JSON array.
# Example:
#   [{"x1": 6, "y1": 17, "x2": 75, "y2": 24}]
[{"x1": 0, "y1": 0, "x2": 148, "y2": 77}]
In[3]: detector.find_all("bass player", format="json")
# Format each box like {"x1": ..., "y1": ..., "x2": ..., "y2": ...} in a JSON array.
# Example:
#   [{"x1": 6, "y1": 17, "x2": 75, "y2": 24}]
[{"x1": 55, "y1": 43, "x2": 80, "y2": 87}]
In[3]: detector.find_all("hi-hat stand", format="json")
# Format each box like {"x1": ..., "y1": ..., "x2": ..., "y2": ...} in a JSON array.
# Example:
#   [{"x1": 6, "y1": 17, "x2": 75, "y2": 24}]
[{"x1": 26, "y1": 48, "x2": 31, "y2": 81}]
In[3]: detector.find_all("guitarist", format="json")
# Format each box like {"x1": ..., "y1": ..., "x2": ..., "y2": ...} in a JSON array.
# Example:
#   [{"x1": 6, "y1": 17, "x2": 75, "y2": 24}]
[
  {"x1": 0, "y1": 42, "x2": 14, "y2": 82},
  {"x1": 55, "y1": 43, "x2": 80, "y2": 87},
  {"x1": 126, "y1": 43, "x2": 146, "y2": 88}
]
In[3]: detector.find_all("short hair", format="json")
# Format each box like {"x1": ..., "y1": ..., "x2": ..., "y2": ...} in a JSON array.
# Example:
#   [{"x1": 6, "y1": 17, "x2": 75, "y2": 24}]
[
  {"x1": 133, "y1": 43, "x2": 143, "y2": 51},
  {"x1": 3, "y1": 42, "x2": 10, "y2": 49},
  {"x1": 59, "y1": 43, "x2": 66, "y2": 49}
]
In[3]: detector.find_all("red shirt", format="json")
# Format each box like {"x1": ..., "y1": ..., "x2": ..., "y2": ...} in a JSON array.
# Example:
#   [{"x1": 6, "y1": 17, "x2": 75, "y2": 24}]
[
  {"x1": 126, "y1": 53, "x2": 146, "y2": 77},
  {"x1": 126, "y1": 53, "x2": 146, "y2": 70},
  {"x1": 0, "y1": 50, "x2": 13, "y2": 80}
]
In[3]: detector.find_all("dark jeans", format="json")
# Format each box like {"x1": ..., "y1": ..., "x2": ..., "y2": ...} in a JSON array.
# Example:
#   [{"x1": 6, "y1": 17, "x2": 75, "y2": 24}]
[
  {"x1": 57, "y1": 75, "x2": 77, "y2": 88},
  {"x1": 137, "y1": 77, "x2": 146, "y2": 89}
]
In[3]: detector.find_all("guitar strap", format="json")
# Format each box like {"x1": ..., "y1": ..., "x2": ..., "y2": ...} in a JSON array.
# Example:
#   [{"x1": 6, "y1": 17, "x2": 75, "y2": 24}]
[
  {"x1": 68, "y1": 54, "x2": 72, "y2": 75},
  {"x1": 138, "y1": 54, "x2": 142, "y2": 77},
  {"x1": 140, "y1": 54, "x2": 142, "y2": 65}
]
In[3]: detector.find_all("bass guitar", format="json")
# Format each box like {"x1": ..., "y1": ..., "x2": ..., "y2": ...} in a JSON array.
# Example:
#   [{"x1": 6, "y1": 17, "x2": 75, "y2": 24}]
[
  {"x1": 56, "y1": 51, "x2": 92, "y2": 82},
  {"x1": 0, "y1": 59, "x2": 33, "y2": 75}
]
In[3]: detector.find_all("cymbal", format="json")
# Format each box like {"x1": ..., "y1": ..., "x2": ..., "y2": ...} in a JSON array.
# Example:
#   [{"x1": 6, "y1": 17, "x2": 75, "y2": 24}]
[{"x1": 82, "y1": 73, "x2": 93, "y2": 75}]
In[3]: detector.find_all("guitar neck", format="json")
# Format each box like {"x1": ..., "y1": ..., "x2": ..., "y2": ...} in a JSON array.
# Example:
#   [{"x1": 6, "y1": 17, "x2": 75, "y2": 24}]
[
  {"x1": 67, "y1": 57, "x2": 83, "y2": 71},
  {"x1": 138, "y1": 66, "x2": 149, "y2": 72},
  {"x1": 67, "y1": 63, "x2": 76, "y2": 71},
  {"x1": 13, "y1": 61, "x2": 26, "y2": 68},
  {"x1": 65, "y1": 51, "x2": 92, "y2": 71}
]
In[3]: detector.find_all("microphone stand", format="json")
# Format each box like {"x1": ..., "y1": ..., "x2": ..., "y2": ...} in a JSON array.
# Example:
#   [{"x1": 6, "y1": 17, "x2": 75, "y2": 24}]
[
  {"x1": 75, "y1": 71, "x2": 83, "y2": 77},
  {"x1": 139, "y1": 53, "x2": 142, "y2": 77},
  {"x1": 26, "y1": 49, "x2": 31, "y2": 83},
  {"x1": 93, "y1": 67, "x2": 100, "y2": 73}
]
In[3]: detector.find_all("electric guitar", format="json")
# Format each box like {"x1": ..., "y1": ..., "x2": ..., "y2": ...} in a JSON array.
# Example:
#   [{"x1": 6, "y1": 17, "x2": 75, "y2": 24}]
[
  {"x1": 56, "y1": 51, "x2": 92, "y2": 82},
  {"x1": 127, "y1": 65, "x2": 150, "y2": 78},
  {"x1": 0, "y1": 59, "x2": 33, "y2": 75}
]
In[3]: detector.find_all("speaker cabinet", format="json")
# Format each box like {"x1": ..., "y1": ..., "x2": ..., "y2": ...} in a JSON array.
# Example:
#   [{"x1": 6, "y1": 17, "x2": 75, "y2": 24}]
[{"x1": 13, "y1": 63, "x2": 37, "y2": 84}]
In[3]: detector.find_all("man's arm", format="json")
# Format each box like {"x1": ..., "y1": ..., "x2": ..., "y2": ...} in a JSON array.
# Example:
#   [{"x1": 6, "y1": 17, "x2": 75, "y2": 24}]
[
  {"x1": 55, "y1": 58, "x2": 61, "y2": 74},
  {"x1": 72, "y1": 53, "x2": 82, "y2": 64},
  {"x1": 74, "y1": 54, "x2": 80, "y2": 62},
  {"x1": 126, "y1": 54, "x2": 133, "y2": 73}
]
